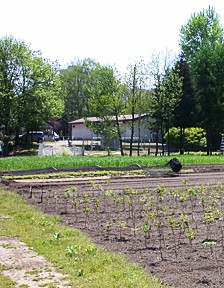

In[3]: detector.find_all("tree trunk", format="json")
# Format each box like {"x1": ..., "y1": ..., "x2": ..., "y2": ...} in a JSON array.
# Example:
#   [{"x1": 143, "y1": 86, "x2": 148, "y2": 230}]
[
  {"x1": 155, "y1": 131, "x2": 159, "y2": 156},
  {"x1": 206, "y1": 125, "x2": 212, "y2": 155},
  {"x1": 115, "y1": 117, "x2": 124, "y2": 156},
  {"x1": 129, "y1": 117, "x2": 135, "y2": 157},
  {"x1": 180, "y1": 127, "x2": 185, "y2": 155}
]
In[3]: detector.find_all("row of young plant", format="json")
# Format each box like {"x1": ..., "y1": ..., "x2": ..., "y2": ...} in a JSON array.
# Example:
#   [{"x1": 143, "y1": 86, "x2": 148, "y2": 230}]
[{"x1": 29, "y1": 179, "x2": 224, "y2": 260}]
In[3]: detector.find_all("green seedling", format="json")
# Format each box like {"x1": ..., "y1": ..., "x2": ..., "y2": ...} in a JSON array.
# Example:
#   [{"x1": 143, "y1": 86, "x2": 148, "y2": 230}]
[{"x1": 202, "y1": 240, "x2": 216, "y2": 255}]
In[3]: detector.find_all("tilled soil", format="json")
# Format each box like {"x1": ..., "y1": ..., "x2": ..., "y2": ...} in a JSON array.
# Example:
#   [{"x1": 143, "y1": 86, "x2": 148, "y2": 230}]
[{"x1": 2, "y1": 164, "x2": 224, "y2": 288}]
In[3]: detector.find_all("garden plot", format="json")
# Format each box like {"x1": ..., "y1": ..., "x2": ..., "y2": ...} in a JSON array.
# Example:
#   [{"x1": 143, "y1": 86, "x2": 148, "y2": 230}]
[{"x1": 4, "y1": 168, "x2": 224, "y2": 288}]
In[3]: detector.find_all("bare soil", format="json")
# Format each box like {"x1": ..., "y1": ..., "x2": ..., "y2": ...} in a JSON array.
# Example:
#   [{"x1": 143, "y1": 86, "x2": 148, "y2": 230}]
[{"x1": 2, "y1": 164, "x2": 224, "y2": 288}]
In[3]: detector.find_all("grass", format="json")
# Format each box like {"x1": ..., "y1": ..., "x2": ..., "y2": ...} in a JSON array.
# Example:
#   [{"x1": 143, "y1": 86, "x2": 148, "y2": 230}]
[
  {"x1": 0, "y1": 189, "x2": 168, "y2": 288},
  {"x1": 0, "y1": 266, "x2": 16, "y2": 288},
  {"x1": 1, "y1": 153, "x2": 224, "y2": 171}
]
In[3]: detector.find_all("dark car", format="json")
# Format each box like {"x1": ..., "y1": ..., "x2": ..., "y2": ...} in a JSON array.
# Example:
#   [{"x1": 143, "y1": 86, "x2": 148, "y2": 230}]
[{"x1": 19, "y1": 131, "x2": 45, "y2": 143}]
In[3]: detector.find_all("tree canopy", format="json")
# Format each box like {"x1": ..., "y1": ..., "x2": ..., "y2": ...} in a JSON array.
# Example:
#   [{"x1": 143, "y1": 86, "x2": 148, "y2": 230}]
[
  {"x1": 180, "y1": 6, "x2": 224, "y2": 154},
  {"x1": 0, "y1": 36, "x2": 63, "y2": 153}
]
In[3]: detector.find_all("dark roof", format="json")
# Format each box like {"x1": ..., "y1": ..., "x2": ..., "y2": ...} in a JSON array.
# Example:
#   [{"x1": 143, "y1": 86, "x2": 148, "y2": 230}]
[{"x1": 69, "y1": 114, "x2": 147, "y2": 124}]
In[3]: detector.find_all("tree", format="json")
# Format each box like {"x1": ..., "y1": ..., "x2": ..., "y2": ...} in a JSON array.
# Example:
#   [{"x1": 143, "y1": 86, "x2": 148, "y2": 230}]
[
  {"x1": 87, "y1": 65, "x2": 127, "y2": 155},
  {"x1": 179, "y1": 6, "x2": 224, "y2": 154},
  {"x1": 149, "y1": 51, "x2": 182, "y2": 155},
  {"x1": 60, "y1": 58, "x2": 99, "y2": 121},
  {"x1": 173, "y1": 55, "x2": 197, "y2": 154},
  {"x1": 163, "y1": 68, "x2": 183, "y2": 155},
  {"x1": 0, "y1": 36, "x2": 63, "y2": 154},
  {"x1": 180, "y1": 6, "x2": 223, "y2": 60},
  {"x1": 124, "y1": 60, "x2": 151, "y2": 156}
]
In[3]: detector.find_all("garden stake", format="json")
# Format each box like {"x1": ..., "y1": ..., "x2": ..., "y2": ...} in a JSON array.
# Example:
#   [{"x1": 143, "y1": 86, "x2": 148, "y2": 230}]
[
  {"x1": 29, "y1": 185, "x2": 33, "y2": 198},
  {"x1": 40, "y1": 187, "x2": 44, "y2": 203}
]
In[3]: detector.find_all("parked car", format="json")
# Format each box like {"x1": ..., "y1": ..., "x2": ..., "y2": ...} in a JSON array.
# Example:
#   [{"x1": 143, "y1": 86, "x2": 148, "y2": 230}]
[
  {"x1": 19, "y1": 131, "x2": 45, "y2": 143},
  {"x1": 53, "y1": 131, "x2": 60, "y2": 141},
  {"x1": 44, "y1": 131, "x2": 60, "y2": 142}
]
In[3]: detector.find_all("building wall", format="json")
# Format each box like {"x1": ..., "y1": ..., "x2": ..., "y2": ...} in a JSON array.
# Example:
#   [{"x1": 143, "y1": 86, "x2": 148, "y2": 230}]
[
  {"x1": 71, "y1": 124, "x2": 98, "y2": 139},
  {"x1": 71, "y1": 118, "x2": 161, "y2": 143},
  {"x1": 121, "y1": 118, "x2": 151, "y2": 142}
]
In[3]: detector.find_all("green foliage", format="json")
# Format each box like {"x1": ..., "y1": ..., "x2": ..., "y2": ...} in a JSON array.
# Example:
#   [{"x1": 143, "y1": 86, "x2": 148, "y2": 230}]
[
  {"x1": 164, "y1": 127, "x2": 206, "y2": 150},
  {"x1": 180, "y1": 6, "x2": 223, "y2": 60},
  {"x1": 60, "y1": 58, "x2": 99, "y2": 121},
  {"x1": 2, "y1": 153, "x2": 224, "y2": 172},
  {"x1": 87, "y1": 65, "x2": 126, "y2": 150},
  {"x1": 149, "y1": 52, "x2": 183, "y2": 155},
  {"x1": 179, "y1": 6, "x2": 224, "y2": 153},
  {"x1": 173, "y1": 56, "x2": 197, "y2": 130},
  {"x1": 0, "y1": 36, "x2": 63, "y2": 154}
]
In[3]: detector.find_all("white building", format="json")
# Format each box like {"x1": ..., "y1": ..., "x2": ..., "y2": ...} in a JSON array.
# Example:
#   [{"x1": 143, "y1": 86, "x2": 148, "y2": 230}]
[{"x1": 69, "y1": 114, "x2": 159, "y2": 145}]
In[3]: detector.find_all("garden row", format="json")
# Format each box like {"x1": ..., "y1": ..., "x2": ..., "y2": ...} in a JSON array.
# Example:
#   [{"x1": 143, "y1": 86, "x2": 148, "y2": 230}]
[{"x1": 21, "y1": 179, "x2": 224, "y2": 262}]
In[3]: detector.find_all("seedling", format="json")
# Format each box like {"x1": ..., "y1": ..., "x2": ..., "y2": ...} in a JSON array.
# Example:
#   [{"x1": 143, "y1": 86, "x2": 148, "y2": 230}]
[
  {"x1": 84, "y1": 244, "x2": 97, "y2": 255},
  {"x1": 139, "y1": 223, "x2": 151, "y2": 247},
  {"x1": 52, "y1": 232, "x2": 61, "y2": 240},
  {"x1": 63, "y1": 189, "x2": 71, "y2": 214},
  {"x1": 78, "y1": 268, "x2": 84, "y2": 277},
  {"x1": 66, "y1": 243, "x2": 83, "y2": 259},
  {"x1": 202, "y1": 240, "x2": 216, "y2": 255},
  {"x1": 185, "y1": 228, "x2": 197, "y2": 246},
  {"x1": 117, "y1": 220, "x2": 127, "y2": 240},
  {"x1": 72, "y1": 194, "x2": 79, "y2": 220},
  {"x1": 168, "y1": 215, "x2": 179, "y2": 257},
  {"x1": 84, "y1": 205, "x2": 91, "y2": 226},
  {"x1": 204, "y1": 212, "x2": 215, "y2": 239},
  {"x1": 105, "y1": 220, "x2": 113, "y2": 237}
]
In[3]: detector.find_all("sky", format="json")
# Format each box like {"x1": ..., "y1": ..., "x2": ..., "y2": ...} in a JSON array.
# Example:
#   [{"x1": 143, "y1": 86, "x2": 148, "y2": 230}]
[{"x1": 1, "y1": 0, "x2": 224, "y2": 74}]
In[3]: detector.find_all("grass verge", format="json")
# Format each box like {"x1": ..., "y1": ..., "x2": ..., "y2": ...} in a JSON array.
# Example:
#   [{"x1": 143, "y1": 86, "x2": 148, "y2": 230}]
[{"x1": 0, "y1": 188, "x2": 168, "y2": 288}]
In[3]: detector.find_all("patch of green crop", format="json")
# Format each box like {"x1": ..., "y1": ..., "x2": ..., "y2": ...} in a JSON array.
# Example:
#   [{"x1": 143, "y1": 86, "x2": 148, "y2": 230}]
[{"x1": 1, "y1": 154, "x2": 224, "y2": 171}]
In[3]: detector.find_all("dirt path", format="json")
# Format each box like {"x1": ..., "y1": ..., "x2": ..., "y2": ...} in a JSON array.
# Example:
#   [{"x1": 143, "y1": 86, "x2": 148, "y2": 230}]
[{"x1": 0, "y1": 236, "x2": 72, "y2": 287}]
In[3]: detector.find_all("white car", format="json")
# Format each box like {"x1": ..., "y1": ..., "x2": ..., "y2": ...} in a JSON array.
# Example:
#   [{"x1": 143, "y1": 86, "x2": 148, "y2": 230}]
[{"x1": 53, "y1": 132, "x2": 60, "y2": 141}]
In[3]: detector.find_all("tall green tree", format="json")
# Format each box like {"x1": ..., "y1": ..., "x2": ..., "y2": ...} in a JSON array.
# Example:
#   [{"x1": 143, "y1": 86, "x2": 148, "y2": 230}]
[
  {"x1": 149, "y1": 51, "x2": 182, "y2": 155},
  {"x1": 60, "y1": 58, "x2": 99, "y2": 121},
  {"x1": 0, "y1": 36, "x2": 63, "y2": 154},
  {"x1": 179, "y1": 6, "x2": 224, "y2": 154},
  {"x1": 173, "y1": 55, "x2": 197, "y2": 154},
  {"x1": 88, "y1": 65, "x2": 127, "y2": 155},
  {"x1": 180, "y1": 6, "x2": 223, "y2": 60},
  {"x1": 151, "y1": 68, "x2": 182, "y2": 155}
]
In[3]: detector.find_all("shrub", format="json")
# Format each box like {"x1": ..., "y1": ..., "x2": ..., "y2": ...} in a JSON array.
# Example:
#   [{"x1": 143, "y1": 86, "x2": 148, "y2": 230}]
[{"x1": 164, "y1": 127, "x2": 206, "y2": 151}]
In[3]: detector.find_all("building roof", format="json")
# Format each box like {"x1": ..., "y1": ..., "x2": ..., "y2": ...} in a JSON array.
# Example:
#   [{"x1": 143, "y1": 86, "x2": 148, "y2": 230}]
[{"x1": 69, "y1": 114, "x2": 147, "y2": 124}]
